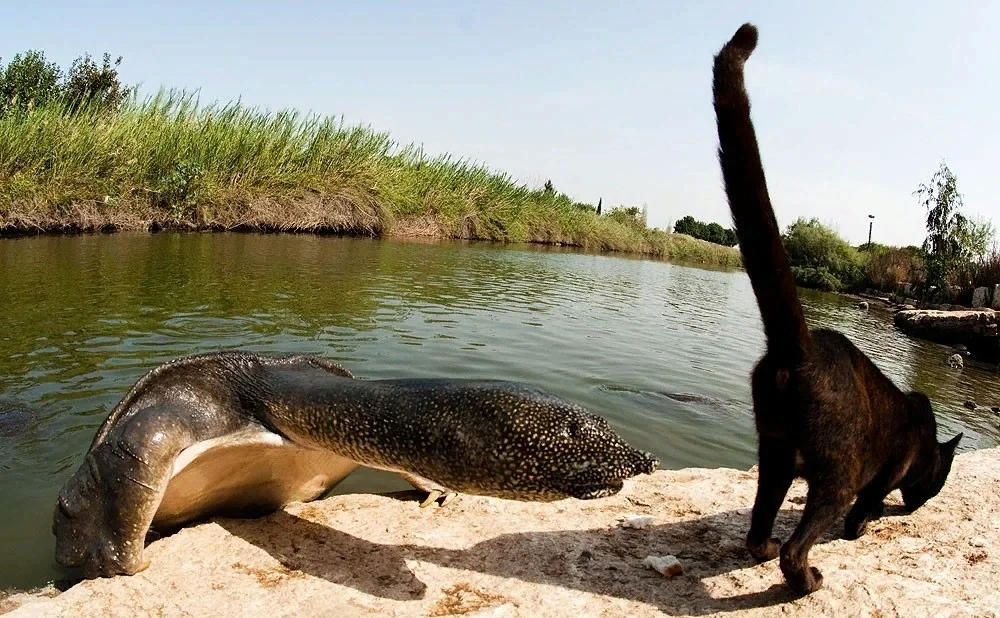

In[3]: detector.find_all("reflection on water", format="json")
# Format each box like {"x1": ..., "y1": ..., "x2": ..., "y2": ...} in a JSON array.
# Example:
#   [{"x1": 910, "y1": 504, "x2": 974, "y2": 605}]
[{"x1": 1, "y1": 233, "x2": 997, "y2": 590}]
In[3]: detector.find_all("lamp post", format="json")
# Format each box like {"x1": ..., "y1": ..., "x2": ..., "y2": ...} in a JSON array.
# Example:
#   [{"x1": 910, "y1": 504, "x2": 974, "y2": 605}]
[{"x1": 867, "y1": 214, "x2": 875, "y2": 249}]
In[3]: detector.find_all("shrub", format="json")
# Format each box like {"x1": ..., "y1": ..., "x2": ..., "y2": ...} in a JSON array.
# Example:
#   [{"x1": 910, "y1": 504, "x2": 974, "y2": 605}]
[
  {"x1": 0, "y1": 49, "x2": 132, "y2": 119},
  {"x1": 0, "y1": 50, "x2": 63, "y2": 117},
  {"x1": 782, "y1": 217, "x2": 866, "y2": 291},
  {"x1": 972, "y1": 250, "x2": 1000, "y2": 290},
  {"x1": 673, "y1": 215, "x2": 738, "y2": 247},
  {"x1": 864, "y1": 246, "x2": 925, "y2": 292},
  {"x1": 605, "y1": 205, "x2": 645, "y2": 231}
]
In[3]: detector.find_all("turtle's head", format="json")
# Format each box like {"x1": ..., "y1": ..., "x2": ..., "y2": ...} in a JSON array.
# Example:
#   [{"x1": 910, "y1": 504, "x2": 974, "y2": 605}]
[
  {"x1": 546, "y1": 411, "x2": 660, "y2": 500},
  {"x1": 52, "y1": 454, "x2": 104, "y2": 571},
  {"x1": 452, "y1": 395, "x2": 660, "y2": 501},
  {"x1": 53, "y1": 450, "x2": 148, "y2": 579}
]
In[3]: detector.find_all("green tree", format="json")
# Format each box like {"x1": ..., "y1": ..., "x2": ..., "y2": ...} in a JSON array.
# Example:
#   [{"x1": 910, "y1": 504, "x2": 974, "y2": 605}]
[
  {"x1": 961, "y1": 215, "x2": 995, "y2": 263},
  {"x1": 783, "y1": 217, "x2": 865, "y2": 291},
  {"x1": 0, "y1": 50, "x2": 63, "y2": 117},
  {"x1": 64, "y1": 52, "x2": 132, "y2": 113},
  {"x1": 673, "y1": 215, "x2": 738, "y2": 247},
  {"x1": 606, "y1": 205, "x2": 645, "y2": 230},
  {"x1": 914, "y1": 161, "x2": 994, "y2": 288},
  {"x1": 673, "y1": 215, "x2": 703, "y2": 237},
  {"x1": 0, "y1": 49, "x2": 132, "y2": 118}
]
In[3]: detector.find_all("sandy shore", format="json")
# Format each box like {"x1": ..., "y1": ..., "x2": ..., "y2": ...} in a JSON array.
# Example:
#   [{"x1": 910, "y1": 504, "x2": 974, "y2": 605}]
[{"x1": 4, "y1": 447, "x2": 998, "y2": 617}]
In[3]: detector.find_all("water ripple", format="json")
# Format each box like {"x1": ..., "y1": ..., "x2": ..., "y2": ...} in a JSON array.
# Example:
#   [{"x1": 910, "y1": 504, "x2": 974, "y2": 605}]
[{"x1": 0, "y1": 234, "x2": 998, "y2": 591}]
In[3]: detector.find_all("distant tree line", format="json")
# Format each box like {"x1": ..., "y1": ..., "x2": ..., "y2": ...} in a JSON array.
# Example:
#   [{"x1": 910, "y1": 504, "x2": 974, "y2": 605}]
[
  {"x1": 0, "y1": 49, "x2": 132, "y2": 118},
  {"x1": 673, "y1": 215, "x2": 738, "y2": 247},
  {"x1": 774, "y1": 161, "x2": 998, "y2": 298}
]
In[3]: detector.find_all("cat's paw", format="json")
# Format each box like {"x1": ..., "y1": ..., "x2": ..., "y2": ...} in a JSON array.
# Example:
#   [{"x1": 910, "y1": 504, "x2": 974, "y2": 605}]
[
  {"x1": 844, "y1": 517, "x2": 868, "y2": 540},
  {"x1": 747, "y1": 536, "x2": 781, "y2": 561},
  {"x1": 870, "y1": 502, "x2": 885, "y2": 520},
  {"x1": 782, "y1": 563, "x2": 824, "y2": 596}
]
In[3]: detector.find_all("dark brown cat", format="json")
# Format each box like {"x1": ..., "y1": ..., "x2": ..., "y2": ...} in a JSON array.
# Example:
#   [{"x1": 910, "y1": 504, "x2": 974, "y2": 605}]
[{"x1": 711, "y1": 23, "x2": 963, "y2": 596}]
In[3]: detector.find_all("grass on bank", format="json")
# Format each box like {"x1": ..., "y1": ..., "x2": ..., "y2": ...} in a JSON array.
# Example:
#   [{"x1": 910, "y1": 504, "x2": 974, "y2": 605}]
[{"x1": 0, "y1": 90, "x2": 741, "y2": 268}]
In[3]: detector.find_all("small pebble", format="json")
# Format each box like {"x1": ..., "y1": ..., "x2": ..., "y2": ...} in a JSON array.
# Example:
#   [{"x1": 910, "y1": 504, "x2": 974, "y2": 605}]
[
  {"x1": 642, "y1": 555, "x2": 683, "y2": 578},
  {"x1": 964, "y1": 400, "x2": 977, "y2": 410},
  {"x1": 621, "y1": 515, "x2": 655, "y2": 529},
  {"x1": 971, "y1": 537, "x2": 988, "y2": 548}
]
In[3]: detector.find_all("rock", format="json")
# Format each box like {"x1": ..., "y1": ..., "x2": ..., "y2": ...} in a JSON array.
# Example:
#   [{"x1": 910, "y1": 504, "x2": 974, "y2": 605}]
[
  {"x1": 620, "y1": 515, "x2": 655, "y2": 529},
  {"x1": 642, "y1": 555, "x2": 684, "y2": 578},
  {"x1": 857, "y1": 301, "x2": 869, "y2": 310},
  {"x1": 948, "y1": 354, "x2": 965, "y2": 369},
  {"x1": 893, "y1": 309, "x2": 1000, "y2": 345},
  {"x1": 964, "y1": 400, "x2": 977, "y2": 410},
  {"x1": 992, "y1": 407, "x2": 1000, "y2": 415},
  {"x1": 0, "y1": 587, "x2": 58, "y2": 615},
  {"x1": 6, "y1": 448, "x2": 1000, "y2": 617},
  {"x1": 993, "y1": 285, "x2": 1000, "y2": 310},
  {"x1": 972, "y1": 286, "x2": 991, "y2": 308}
]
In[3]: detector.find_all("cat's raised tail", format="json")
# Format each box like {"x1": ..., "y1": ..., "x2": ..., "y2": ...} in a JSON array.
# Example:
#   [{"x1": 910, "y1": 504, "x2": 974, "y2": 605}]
[{"x1": 712, "y1": 23, "x2": 811, "y2": 363}]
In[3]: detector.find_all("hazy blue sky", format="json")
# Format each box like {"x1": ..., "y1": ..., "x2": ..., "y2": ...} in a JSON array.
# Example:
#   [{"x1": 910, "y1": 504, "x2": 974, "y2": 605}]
[{"x1": 4, "y1": 1, "x2": 997, "y2": 246}]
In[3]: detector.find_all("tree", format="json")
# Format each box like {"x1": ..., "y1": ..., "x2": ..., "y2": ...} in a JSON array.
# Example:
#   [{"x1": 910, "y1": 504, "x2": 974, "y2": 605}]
[
  {"x1": 783, "y1": 217, "x2": 865, "y2": 291},
  {"x1": 543, "y1": 179, "x2": 554, "y2": 195},
  {"x1": 961, "y1": 215, "x2": 996, "y2": 263},
  {"x1": 64, "y1": 52, "x2": 132, "y2": 113},
  {"x1": 704, "y1": 222, "x2": 727, "y2": 245},
  {"x1": 673, "y1": 214, "x2": 738, "y2": 247},
  {"x1": 673, "y1": 215, "x2": 703, "y2": 237},
  {"x1": 0, "y1": 49, "x2": 132, "y2": 118},
  {"x1": 597, "y1": 197, "x2": 602, "y2": 215},
  {"x1": 606, "y1": 205, "x2": 645, "y2": 230},
  {"x1": 915, "y1": 162, "x2": 970, "y2": 289},
  {"x1": 0, "y1": 50, "x2": 63, "y2": 117}
]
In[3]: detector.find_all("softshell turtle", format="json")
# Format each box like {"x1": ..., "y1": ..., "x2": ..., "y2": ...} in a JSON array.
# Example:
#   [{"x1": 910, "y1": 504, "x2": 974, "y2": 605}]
[{"x1": 53, "y1": 351, "x2": 659, "y2": 579}]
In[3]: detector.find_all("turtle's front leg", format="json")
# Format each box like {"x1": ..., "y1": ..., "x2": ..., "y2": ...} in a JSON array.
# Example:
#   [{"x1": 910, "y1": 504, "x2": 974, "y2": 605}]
[{"x1": 400, "y1": 472, "x2": 460, "y2": 508}]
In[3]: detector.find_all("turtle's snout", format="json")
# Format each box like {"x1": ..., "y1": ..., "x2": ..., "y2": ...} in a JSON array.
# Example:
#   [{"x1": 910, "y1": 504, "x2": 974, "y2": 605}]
[{"x1": 632, "y1": 450, "x2": 660, "y2": 476}]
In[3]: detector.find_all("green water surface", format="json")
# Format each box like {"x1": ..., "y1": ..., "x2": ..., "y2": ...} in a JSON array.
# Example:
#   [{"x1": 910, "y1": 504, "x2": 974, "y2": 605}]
[{"x1": 1, "y1": 233, "x2": 996, "y2": 591}]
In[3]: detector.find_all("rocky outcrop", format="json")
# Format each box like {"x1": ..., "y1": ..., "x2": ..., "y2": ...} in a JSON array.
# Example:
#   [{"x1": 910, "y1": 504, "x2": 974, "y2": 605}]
[
  {"x1": 893, "y1": 307, "x2": 999, "y2": 350},
  {"x1": 972, "y1": 286, "x2": 992, "y2": 309},
  {"x1": 5, "y1": 448, "x2": 999, "y2": 617}
]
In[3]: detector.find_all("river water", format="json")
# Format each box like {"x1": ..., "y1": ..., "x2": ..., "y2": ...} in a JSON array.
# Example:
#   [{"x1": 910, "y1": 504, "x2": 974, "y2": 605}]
[{"x1": 1, "y1": 233, "x2": 997, "y2": 591}]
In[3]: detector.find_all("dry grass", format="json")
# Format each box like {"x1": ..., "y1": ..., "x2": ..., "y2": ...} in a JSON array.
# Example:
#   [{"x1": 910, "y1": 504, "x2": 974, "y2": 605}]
[{"x1": 428, "y1": 583, "x2": 514, "y2": 616}]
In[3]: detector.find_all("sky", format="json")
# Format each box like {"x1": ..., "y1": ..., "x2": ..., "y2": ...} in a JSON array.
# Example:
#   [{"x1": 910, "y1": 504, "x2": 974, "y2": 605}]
[{"x1": 3, "y1": 1, "x2": 998, "y2": 247}]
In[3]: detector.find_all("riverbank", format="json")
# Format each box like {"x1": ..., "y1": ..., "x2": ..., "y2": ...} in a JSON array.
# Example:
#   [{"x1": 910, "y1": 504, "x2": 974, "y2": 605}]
[
  {"x1": 0, "y1": 213, "x2": 743, "y2": 268},
  {"x1": 838, "y1": 290, "x2": 1000, "y2": 362},
  {"x1": 0, "y1": 92, "x2": 741, "y2": 267},
  {"x1": 5, "y1": 447, "x2": 997, "y2": 617}
]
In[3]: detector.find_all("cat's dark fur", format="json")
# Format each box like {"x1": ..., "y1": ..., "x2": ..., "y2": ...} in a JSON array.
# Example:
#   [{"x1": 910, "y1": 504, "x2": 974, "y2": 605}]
[{"x1": 711, "y1": 23, "x2": 963, "y2": 596}]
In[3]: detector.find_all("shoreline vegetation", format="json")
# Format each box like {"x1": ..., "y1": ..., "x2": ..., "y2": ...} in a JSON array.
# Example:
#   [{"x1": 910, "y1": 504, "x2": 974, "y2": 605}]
[
  {"x1": 4, "y1": 49, "x2": 995, "y2": 288},
  {"x1": 0, "y1": 85, "x2": 742, "y2": 267}
]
